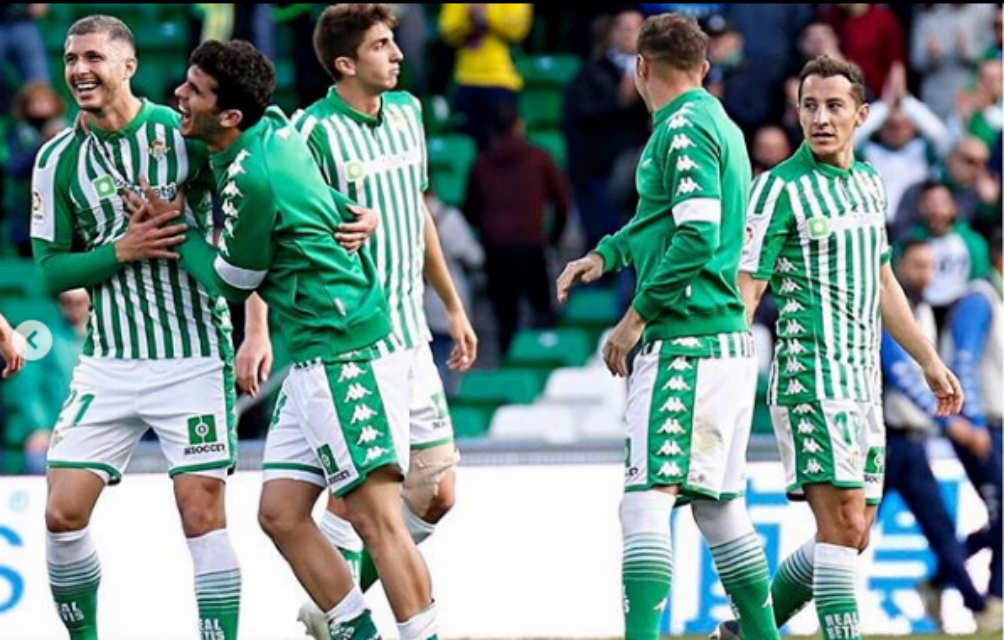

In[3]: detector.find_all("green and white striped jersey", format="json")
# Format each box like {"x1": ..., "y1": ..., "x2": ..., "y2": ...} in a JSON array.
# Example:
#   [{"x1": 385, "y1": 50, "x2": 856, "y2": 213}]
[
  {"x1": 30, "y1": 100, "x2": 232, "y2": 360},
  {"x1": 741, "y1": 142, "x2": 891, "y2": 405},
  {"x1": 291, "y1": 87, "x2": 430, "y2": 354}
]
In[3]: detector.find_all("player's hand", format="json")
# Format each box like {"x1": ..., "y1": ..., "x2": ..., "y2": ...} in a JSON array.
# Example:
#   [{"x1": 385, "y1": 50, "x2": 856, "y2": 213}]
[
  {"x1": 335, "y1": 204, "x2": 380, "y2": 253},
  {"x1": 114, "y1": 205, "x2": 187, "y2": 262},
  {"x1": 235, "y1": 330, "x2": 273, "y2": 397},
  {"x1": 445, "y1": 307, "x2": 478, "y2": 372},
  {"x1": 603, "y1": 306, "x2": 645, "y2": 377},
  {"x1": 0, "y1": 317, "x2": 27, "y2": 379},
  {"x1": 922, "y1": 358, "x2": 964, "y2": 416},
  {"x1": 556, "y1": 252, "x2": 604, "y2": 304},
  {"x1": 946, "y1": 418, "x2": 992, "y2": 458},
  {"x1": 121, "y1": 176, "x2": 185, "y2": 220}
]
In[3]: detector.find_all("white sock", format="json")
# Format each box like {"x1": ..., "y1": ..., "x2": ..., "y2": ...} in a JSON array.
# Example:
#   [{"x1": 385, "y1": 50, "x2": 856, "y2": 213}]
[
  {"x1": 397, "y1": 603, "x2": 438, "y2": 640},
  {"x1": 319, "y1": 510, "x2": 364, "y2": 553},
  {"x1": 325, "y1": 586, "x2": 366, "y2": 625},
  {"x1": 403, "y1": 503, "x2": 436, "y2": 545},
  {"x1": 47, "y1": 527, "x2": 96, "y2": 565},
  {"x1": 186, "y1": 529, "x2": 241, "y2": 634},
  {"x1": 691, "y1": 498, "x2": 756, "y2": 546}
]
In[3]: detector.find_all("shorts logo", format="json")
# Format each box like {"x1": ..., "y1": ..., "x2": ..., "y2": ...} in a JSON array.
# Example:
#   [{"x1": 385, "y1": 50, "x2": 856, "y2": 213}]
[
  {"x1": 431, "y1": 391, "x2": 450, "y2": 421},
  {"x1": 656, "y1": 461, "x2": 683, "y2": 478},
  {"x1": 93, "y1": 175, "x2": 116, "y2": 199},
  {"x1": 807, "y1": 217, "x2": 830, "y2": 240},
  {"x1": 658, "y1": 418, "x2": 685, "y2": 435},
  {"x1": 317, "y1": 444, "x2": 339, "y2": 476},
  {"x1": 184, "y1": 414, "x2": 224, "y2": 456}
]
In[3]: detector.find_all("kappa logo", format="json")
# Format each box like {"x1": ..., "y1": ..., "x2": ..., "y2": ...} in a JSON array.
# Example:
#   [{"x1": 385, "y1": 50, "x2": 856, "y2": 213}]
[
  {"x1": 149, "y1": 138, "x2": 170, "y2": 160},
  {"x1": 656, "y1": 461, "x2": 683, "y2": 478},
  {"x1": 785, "y1": 358, "x2": 807, "y2": 374},
  {"x1": 344, "y1": 383, "x2": 371, "y2": 403},
  {"x1": 356, "y1": 425, "x2": 382, "y2": 445},
  {"x1": 93, "y1": 175, "x2": 116, "y2": 199},
  {"x1": 668, "y1": 357, "x2": 692, "y2": 372},
  {"x1": 676, "y1": 177, "x2": 701, "y2": 196},
  {"x1": 669, "y1": 134, "x2": 696, "y2": 152},
  {"x1": 802, "y1": 438, "x2": 822, "y2": 454},
  {"x1": 363, "y1": 446, "x2": 388, "y2": 464},
  {"x1": 675, "y1": 154, "x2": 698, "y2": 172},
  {"x1": 784, "y1": 319, "x2": 805, "y2": 335},
  {"x1": 668, "y1": 113, "x2": 690, "y2": 130},
  {"x1": 221, "y1": 200, "x2": 238, "y2": 218},
  {"x1": 221, "y1": 181, "x2": 243, "y2": 199},
  {"x1": 227, "y1": 150, "x2": 249, "y2": 177},
  {"x1": 804, "y1": 458, "x2": 824, "y2": 475},
  {"x1": 785, "y1": 379, "x2": 808, "y2": 395},
  {"x1": 671, "y1": 337, "x2": 702, "y2": 348},
  {"x1": 658, "y1": 418, "x2": 685, "y2": 435},
  {"x1": 350, "y1": 404, "x2": 377, "y2": 424},
  {"x1": 781, "y1": 299, "x2": 806, "y2": 314},
  {"x1": 807, "y1": 216, "x2": 831, "y2": 240},
  {"x1": 657, "y1": 440, "x2": 684, "y2": 456},
  {"x1": 778, "y1": 279, "x2": 801, "y2": 294},
  {"x1": 663, "y1": 375, "x2": 691, "y2": 392},
  {"x1": 793, "y1": 403, "x2": 816, "y2": 415},
  {"x1": 796, "y1": 419, "x2": 815, "y2": 434},
  {"x1": 776, "y1": 257, "x2": 797, "y2": 273},
  {"x1": 786, "y1": 340, "x2": 807, "y2": 355},
  {"x1": 660, "y1": 397, "x2": 687, "y2": 413},
  {"x1": 338, "y1": 362, "x2": 364, "y2": 382}
]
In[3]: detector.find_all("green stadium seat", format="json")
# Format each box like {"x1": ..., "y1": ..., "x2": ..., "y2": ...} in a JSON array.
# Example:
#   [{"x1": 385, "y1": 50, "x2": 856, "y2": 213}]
[
  {"x1": 527, "y1": 129, "x2": 566, "y2": 169},
  {"x1": 0, "y1": 258, "x2": 46, "y2": 299},
  {"x1": 450, "y1": 405, "x2": 491, "y2": 439},
  {"x1": 451, "y1": 368, "x2": 542, "y2": 411},
  {"x1": 519, "y1": 89, "x2": 562, "y2": 130},
  {"x1": 422, "y1": 95, "x2": 457, "y2": 135},
  {"x1": 516, "y1": 54, "x2": 581, "y2": 89},
  {"x1": 506, "y1": 328, "x2": 592, "y2": 373},
  {"x1": 560, "y1": 288, "x2": 620, "y2": 329},
  {"x1": 427, "y1": 134, "x2": 476, "y2": 207}
]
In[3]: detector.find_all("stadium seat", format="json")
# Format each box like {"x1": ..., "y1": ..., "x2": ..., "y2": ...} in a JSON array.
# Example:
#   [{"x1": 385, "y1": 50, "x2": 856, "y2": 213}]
[
  {"x1": 451, "y1": 367, "x2": 542, "y2": 410},
  {"x1": 542, "y1": 366, "x2": 627, "y2": 414},
  {"x1": 518, "y1": 88, "x2": 562, "y2": 130},
  {"x1": 506, "y1": 328, "x2": 592, "y2": 373},
  {"x1": 0, "y1": 258, "x2": 46, "y2": 299},
  {"x1": 450, "y1": 405, "x2": 492, "y2": 439},
  {"x1": 527, "y1": 129, "x2": 566, "y2": 169},
  {"x1": 560, "y1": 288, "x2": 620, "y2": 330},
  {"x1": 516, "y1": 54, "x2": 581, "y2": 89},
  {"x1": 427, "y1": 134, "x2": 476, "y2": 207},
  {"x1": 489, "y1": 404, "x2": 576, "y2": 443},
  {"x1": 422, "y1": 95, "x2": 457, "y2": 134},
  {"x1": 578, "y1": 404, "x2": 624, "y2": 440}
]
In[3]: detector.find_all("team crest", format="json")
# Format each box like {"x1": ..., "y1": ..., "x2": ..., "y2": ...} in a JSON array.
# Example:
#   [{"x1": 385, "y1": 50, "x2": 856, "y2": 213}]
[{"x1": 149, "y1": 138, "x2": 170, "y2": 160}]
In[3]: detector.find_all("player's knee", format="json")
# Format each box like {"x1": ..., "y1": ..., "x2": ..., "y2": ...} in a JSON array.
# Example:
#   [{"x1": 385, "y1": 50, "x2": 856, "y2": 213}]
[
  {"x1": 403, "y1": 446, "x2": 458, "y2": 523},
  {"x1": 857, "y1": 529, "x2": 871, "y2": 552},
  {"x1": 179, "y1": 504, "x2": 224, "y2": 538},
  {"x1": 258, "y1": 500, "x2": 302, "y2": 540},
  {"x1": 345, "y1": 502, "x2": 404, "y2": 549},
  {"x1": 831, "y1": 504, "x2": 868, "y2": 547},
  {"x1": 45, "y1": 503, "x2": 89, "y2": 533}
]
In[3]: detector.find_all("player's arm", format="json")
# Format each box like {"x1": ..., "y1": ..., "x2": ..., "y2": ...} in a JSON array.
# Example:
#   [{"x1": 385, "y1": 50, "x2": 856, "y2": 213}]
[
  {"x1": 236, "y1": 293, "x2": 273, "y2": 396},
  {"x1": 738, "y1": 173, "x2": 792, "y2": 324},
  {"x1": 422, "y1": 198, "x2": 477, "y2": 371},
  {"x1": 946, "y1": 292, "x2": 993, "y2": 427},
  {"x1": 879, "y1": 262, "x2": 963, "y2": 416},
  {"x1": 0, "y1": 312, "x2": 26, "y2": 379},
  {"x1": 176, "y1": 171, "x2": 276, "y2": 303}
]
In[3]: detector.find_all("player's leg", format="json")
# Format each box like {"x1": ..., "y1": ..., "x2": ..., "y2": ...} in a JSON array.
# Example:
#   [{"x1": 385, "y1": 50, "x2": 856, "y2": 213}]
[
  {"x1": 260, "y1": 381, "x2": 377, "y2": 639},
  {"x1": 688, "y1": 345, "x2": 779, "y2": 640},
  {"x1": 44, "y1": 360, "x2": 140, "y2": 640},
  {"x1": 150, "y1": 358, "x2": 242, "y2": 640}
]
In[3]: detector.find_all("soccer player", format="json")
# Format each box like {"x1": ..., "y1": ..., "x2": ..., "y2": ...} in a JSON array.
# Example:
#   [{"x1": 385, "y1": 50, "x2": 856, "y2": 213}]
[
  {"x1": 32, "y1": 16, "x2": 241, "y2": 640},
  {"x1": 556, "y1": 14, "x2": 779, "y2": 640},
  {"x1": 169, "y1": 38, "x2": 438, "y2": 639},
  {"x1": 0, "y1": 312, "x2": 26, "y2": 378},
  {"x1": 236, "y1": 6, "x2": 476, "y2": 632},
  {"x1": 713, "y1": 56, "x2": 964, "y2": 640}
]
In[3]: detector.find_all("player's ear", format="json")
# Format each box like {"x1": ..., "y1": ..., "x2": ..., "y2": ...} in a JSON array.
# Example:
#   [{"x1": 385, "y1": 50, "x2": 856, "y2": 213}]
[
  {"x1": 334, "y1": 55, "x2": 356, "y2": 79},
  {"x1": 123, "y1": 54, "x2": 137, "y2": 80},
  {"x1": 855, "y1": 100, "x2": 870, "y2": 128},
  {"x1": 219, "y1": 108, "x2": 243, "y2": 131},
  {"x1": 699, "y1": 59, "x2": 710, "y2": 81}
]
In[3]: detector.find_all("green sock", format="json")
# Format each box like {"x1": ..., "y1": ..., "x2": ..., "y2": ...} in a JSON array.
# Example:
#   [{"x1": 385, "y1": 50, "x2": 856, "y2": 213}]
[
  {"x1": 770, "y1": 538, "x2": 815, "y2": 626},
  {"x1": 622, "y1": 533, "x2": 672, "y2": 640},
  {"x1": 358, "y1": 550, "x2": 378, "y2": 592},
  {"x1": 814, "y1": 543, "x2": 861, "y2": 640},
  {"x1": 339, "y1": 548, "x2": 363, "y2": 584},
  {"x1": 194, "y1": 569, "x2": 241, "y2": 640},
  {"x1": 49, "y1": 552, "x2": 100, "y2": 640},
  {"x1": 710, "y1": 532, "x2": 780, "y2": 640}
]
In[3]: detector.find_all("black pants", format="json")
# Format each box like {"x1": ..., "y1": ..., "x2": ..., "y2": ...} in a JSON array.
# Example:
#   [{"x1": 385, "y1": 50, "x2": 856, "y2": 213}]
[
  {"x1": 484, "y1": 244, "x2": 555, "y2": 357},
  {"x1": 884, "y1": 428, "x2": 986, "y2": 611}
]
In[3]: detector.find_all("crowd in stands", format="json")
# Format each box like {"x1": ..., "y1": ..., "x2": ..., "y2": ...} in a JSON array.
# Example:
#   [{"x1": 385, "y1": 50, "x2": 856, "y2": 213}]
[{"x1": 0, "y1": 4, "x2": 1001, "y2": 478}]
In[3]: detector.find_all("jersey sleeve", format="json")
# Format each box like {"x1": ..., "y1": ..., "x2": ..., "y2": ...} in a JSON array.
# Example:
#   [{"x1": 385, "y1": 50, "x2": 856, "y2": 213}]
[
  {"x1": 740, "y1": 172, "x2": 795, "y2": 279},
  {"x1": 662, "y1": 112, "x2": 722, "y2": 209},
  {"x1": 291, "y1": 109, "x2": 337, "y2": 187}
]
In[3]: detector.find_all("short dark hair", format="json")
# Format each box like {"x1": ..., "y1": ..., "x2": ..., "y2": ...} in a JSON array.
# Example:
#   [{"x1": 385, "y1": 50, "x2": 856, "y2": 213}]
[
  {"x1": 66, "y1": 14, "x2": 135, "y2": 54},
  {"x1": 490, "y1": 99, "x2": 520, "y2": 136},
  {"x1": 190, "y1": 40, "x2": 275, "y2": 130},
  {"x1": 918, "y1": 179, "x2": 950, "y2": 198},
  {"x1": 798, "y1": 55, "x2": 866, "y2": 104},
  {"x1": 313, "y1": 4, "x2": 397, "y2": 81},
  {"x1": 897, "y1": 237, "x2": 930, "y2": 261},
  {"x1": 637, "y1": 13, "x2": 708, "y2": 72}
]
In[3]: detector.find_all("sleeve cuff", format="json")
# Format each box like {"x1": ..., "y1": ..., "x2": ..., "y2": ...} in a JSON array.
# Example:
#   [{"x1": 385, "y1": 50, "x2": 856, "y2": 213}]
[
  {"x1": 593, "y1": 242, "x2": 618, "y2": 273},
  {"x1": 631, "y1": 291, "x2": 659, "y2": 322}
]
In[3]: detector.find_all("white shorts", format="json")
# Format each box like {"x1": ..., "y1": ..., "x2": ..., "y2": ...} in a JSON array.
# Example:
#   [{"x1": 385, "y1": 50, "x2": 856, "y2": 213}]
[
  {"x1": 624, "y1": 336, "x2": 757, "y2": 501},
  {"x1": 408, "y1": 343, "x2": 455, "y2": 449},
  {"x1": 47, "y1": 356, "x2": 236, "y2": 485},
  {"x1": 770, "y1": 400, "x2": 886, "y2": 505},
  {"x1": 262, "y1": 351, "x2": 411, "y2": 496}
]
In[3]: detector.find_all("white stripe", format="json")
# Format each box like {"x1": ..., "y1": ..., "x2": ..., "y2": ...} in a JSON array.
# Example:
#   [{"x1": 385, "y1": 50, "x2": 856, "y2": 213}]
[
  {"x1": 78, "y1": 145, "x2": 121, "y2": 354},
  {"x1": 815, "y1": 173, "x2": 856, "y2": 397},
  {"x1": 718, "y1": 333, "x2": 729, "y2": 356},
  {"x1": 785, "y1": 182, "x2": 823, "y2": 400},
  {"x1": 740, "y1": 176, "x2": 786, "y2": 273},
  {"x1": 673, "y1": 197, "x2": 721, "y2": 225},
  {"x1": 159, "y1": 260, "x2": 185, "y2": 357},
  {"x1": 321, "y1": 117, "x2": 350, "y2": 191},
  {"x1": 29, "y1": 131, "x2": 76, "y2": 241},
  {"x1": 213, "y1": 255, "x2": 266, "y2": 289}
]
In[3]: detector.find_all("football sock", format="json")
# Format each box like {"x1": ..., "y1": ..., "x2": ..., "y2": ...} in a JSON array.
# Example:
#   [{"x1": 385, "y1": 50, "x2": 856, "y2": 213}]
[
  {"x1": 325, "y1": 587, "x2": 379, "y2": 639},
  {"x1": 620, "y1": 491, "x2": 675, "y2": 640},
  {"x1": 403, "y1": 503, "x2": 436, "y2": 545},
  {"x1": 319, "y1": 510, "x2": 365, "y2": 583},
  {"x1": 397, "y1": 603, "x2": 438, "y2": 640},
  {"x1": 771, "y1": 537, "x2": 815, "y2": 626},
  {"x1": 187, "y1": 529, "x2": 241, "y2": 640},
  {"x1": 814, "y1": 543, "x2": 861, "y2": 640},
  {"x1": 47, "y1": 527, "x2": 100, "y2": 640}
]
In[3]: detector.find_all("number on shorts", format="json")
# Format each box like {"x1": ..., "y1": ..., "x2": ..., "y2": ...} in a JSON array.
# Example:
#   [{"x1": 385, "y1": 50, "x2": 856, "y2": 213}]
[
  {"x1": 834, "y1": 411, "x2": 857, "y2": 446},
  {"x1": 57, "y1": 392, "x2": 95, "y2": 427}
]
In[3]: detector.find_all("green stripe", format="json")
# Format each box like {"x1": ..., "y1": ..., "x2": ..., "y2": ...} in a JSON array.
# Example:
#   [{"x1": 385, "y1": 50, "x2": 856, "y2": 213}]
[
  {"x1": 169, "y1": 459, "x2": 232, "y2": 477},
  {"x1": 187, "y1": 273, "x2": 211, "y2": 357},
  {"x1": 168, "y1": 262, "x2": 194, "y2": 357},
  {"x1": 47, "y1": 460, "x2": 122, "y2": 484},
  {"x1": 261, "y1": 462, "x2": 325, "y2": 476}
]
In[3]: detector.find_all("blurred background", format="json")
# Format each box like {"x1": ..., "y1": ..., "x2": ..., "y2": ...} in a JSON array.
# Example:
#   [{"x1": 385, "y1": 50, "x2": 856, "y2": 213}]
[{"x1": 0, "y1": 3, "x2": 1001, "y2": 637}]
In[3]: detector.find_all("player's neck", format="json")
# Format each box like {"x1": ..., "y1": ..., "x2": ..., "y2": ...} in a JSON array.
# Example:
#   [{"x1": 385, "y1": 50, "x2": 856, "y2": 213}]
[
  {"x1": 813, "y1": 145, "x2": 855, "y2": 170},
  {"x1": 86, "y1": 93, "x2": 142, "y2": 133},
  {"x1": 645, "y1": 75, "x2": 701, "y2": 115},
  {"x1": 208, "y1": 128, "x2": 241, "y2": 154},
  {"x1": 335, "y1": 81, "x2": 382, "y2": 117}
]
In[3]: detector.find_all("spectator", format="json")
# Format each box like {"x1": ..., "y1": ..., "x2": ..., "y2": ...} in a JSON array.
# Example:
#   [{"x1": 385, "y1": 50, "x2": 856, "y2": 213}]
[
  {"x1": 899, "y1": 181, "x2": 989, "y2": 323},
  {"x1": 880, "y1": 239, "x2": 993, "y2": 630},
  {"x1": 911, "y1": 4, "x2": 996, "y2": 121},
  {"x1": 820, "y1": 3, "x2": 905, "y2": 97},
  {"x1": 982, "y1": 6, "x2": 1003, "y2": 61},
  {"x1": 392, "y1": 3, "x2": 430, "y2": 94},
  {"x1": 855, "y1": 62, "x2": 950, "y2": 221},
  {"x1": 778, "y1": 75, "x2": 803, "y2": 147},
  {"x1": 2, "y1": 82, "x2": 66, "y2": 257},
  {"x1": 423, "y1": 188, "x2": 484, "y2": 393},
  {"x1": 0, "y1": 4, "x2": 49, "y2": 112},
  {"x1": 563, "y1": 8, "x2": 648, "y2": 252},
  {"x1": 751, "y1": 125, "x2": 791, "y2": 176},
  {"x1": 798, "y1": 21, "x2": 843, "y2": 63},
  {"x1": 954, "y1": 58, "x2": 1003, "y2": 150},
  {"x1": 894, "y1": 136, "x2": 1000, "y2": 240},
  {"x1": 933, "y1": 231, "x2": 1004, "y2": 627},
  {"x1": 464, "y1": 101, "x2": 569, "y2": 356},
  {"x1": 703, "y1": 14, "x2": 769, "y2": 137},
  {"x1": 439, "y1": 3, "x2": 533, "y2": 149}
]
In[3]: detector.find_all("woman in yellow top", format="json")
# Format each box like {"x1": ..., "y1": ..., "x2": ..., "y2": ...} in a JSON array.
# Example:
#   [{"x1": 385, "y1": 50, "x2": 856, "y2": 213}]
[{"x1": 439, "y1": 3, "x2": 533, "y2": 147}]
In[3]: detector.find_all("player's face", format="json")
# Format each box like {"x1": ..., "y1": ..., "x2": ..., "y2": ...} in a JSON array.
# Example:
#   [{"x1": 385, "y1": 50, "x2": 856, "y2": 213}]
[
  {"x1": 345, "y1": 22, "x2": 402, "y2": 91},
  {"x1": 174, "y1": 65, "x2": 226, "y2": 141},
  {"x1": 897, "y1": 245, "x2": 935, "y2": 293},
  {"x1": 798, "y1": 74, "x2": 868, "y2": 160},
  {"x1": 64, "y1": 32, "x2": 135, "y2": 113}
]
